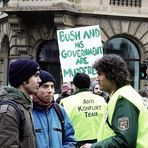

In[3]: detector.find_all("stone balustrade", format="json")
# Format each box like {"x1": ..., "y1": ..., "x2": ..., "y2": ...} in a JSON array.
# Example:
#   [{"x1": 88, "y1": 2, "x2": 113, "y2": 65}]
[{"x1": 0, "y1": 0, "x2": 148, "y2": 17}]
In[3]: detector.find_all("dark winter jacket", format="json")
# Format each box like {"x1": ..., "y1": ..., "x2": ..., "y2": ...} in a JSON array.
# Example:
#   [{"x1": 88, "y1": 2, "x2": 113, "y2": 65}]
[
  {"x1": 56, "y1": 93, "x2": 70, "y2": 104},
  {"x1": 0, "y1": 86, "x2": 36, "y2": 148}
]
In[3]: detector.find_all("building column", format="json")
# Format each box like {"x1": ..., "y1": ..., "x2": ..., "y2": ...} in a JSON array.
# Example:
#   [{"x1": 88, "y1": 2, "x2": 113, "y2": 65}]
[{"x1": 8, "y1": 15, "x2": 30, "y2": 57}]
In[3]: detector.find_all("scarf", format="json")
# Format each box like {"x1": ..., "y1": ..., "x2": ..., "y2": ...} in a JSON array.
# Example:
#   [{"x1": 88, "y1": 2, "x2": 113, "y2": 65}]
[{"x1": 33, "y1": 95, "x2": 55, "y2": 109}]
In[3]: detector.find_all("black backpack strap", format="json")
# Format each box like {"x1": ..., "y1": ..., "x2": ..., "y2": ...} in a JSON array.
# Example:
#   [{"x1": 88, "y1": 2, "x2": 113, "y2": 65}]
[
  {"x1": 53, "y1": 103, "x2": 65, "y2": 142},
  {"x1": 0, "y1": 99, "x2": 25, "y2": 140}
]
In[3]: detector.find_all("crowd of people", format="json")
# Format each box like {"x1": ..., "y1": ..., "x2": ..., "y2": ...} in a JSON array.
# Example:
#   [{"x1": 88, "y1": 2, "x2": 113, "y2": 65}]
[{"x1": 0, "y1": 54, "x2": 148, "y2": 148}]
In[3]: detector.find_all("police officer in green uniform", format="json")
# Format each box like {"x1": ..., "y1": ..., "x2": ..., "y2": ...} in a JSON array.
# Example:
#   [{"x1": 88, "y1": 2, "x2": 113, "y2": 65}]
[
  {"x1": 81, "y1": 54, "x2": 148, "y2": 148},
  {"x1": 61, "y1": 73, "x2": 107, "y2": 148}
]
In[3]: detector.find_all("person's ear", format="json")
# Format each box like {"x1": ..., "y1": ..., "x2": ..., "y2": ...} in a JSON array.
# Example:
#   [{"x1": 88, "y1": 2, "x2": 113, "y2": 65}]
[{"x1": 22, "y1": 81, "x2": 29, "y2": 85}]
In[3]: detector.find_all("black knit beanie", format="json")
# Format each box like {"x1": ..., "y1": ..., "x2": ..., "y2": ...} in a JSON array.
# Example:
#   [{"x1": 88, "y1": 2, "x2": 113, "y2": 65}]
[
  {"x1": 39, "y1": 70, "x2": 56, "y2": 86},
  {"x1": 9, "y1": 59, "x2": 40, "y2": 87},
  {"x1": 73, "y1": 72, "x2": 90, "y2": 89}
]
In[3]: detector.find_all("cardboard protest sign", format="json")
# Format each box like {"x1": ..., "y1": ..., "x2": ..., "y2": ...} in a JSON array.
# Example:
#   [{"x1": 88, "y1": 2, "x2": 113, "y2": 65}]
[{"x1": 57, "y1": 25, "x2": 103, "y2": 82}]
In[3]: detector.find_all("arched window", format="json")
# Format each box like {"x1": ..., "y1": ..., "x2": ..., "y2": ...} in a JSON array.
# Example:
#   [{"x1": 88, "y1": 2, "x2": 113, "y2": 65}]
[
  {"x1": 104, "y1": 37, "x2": 140, "y2": 90},
  {"x1": 37, "y1": 39, "x2": 61, "y2": 93}
]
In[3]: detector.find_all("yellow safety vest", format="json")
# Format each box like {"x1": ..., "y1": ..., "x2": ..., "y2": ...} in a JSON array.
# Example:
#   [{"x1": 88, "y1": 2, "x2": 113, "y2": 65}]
[
  {"x1": 97, "y1": 85, "x2": 148, "y2": 148},
  {"x1": 61, "y1": 91, "x2": 107, "y2": 141}
]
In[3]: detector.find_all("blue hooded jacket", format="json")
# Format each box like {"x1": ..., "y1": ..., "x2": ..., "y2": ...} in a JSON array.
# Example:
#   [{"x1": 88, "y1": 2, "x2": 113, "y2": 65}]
[{"x1": 32, "y1": 103, "x2": 77, "y2": 148}]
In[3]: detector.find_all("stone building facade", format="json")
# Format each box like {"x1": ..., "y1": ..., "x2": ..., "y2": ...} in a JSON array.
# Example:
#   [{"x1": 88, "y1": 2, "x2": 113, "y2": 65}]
[{"x1": 0, "y1": 0, "x2": 147, "y2": 91}]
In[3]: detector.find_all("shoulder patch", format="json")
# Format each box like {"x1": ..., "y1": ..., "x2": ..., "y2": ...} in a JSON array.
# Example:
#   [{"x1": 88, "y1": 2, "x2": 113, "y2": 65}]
[
  {"x1": 118, "y1": 117, "x2": 129, "y2": 130},
  {"x1": 0, "y1": 105, "x2": 9, "y2": 113}
]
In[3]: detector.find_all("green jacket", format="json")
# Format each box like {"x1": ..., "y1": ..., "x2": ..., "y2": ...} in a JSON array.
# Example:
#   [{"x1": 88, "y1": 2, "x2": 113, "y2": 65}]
[
  {"x1": 0, "y1": 86, "x2": 36, "y2": 148},
  {"x1": 92, "y1": 85, "x2": 148, "y2": 148}
]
